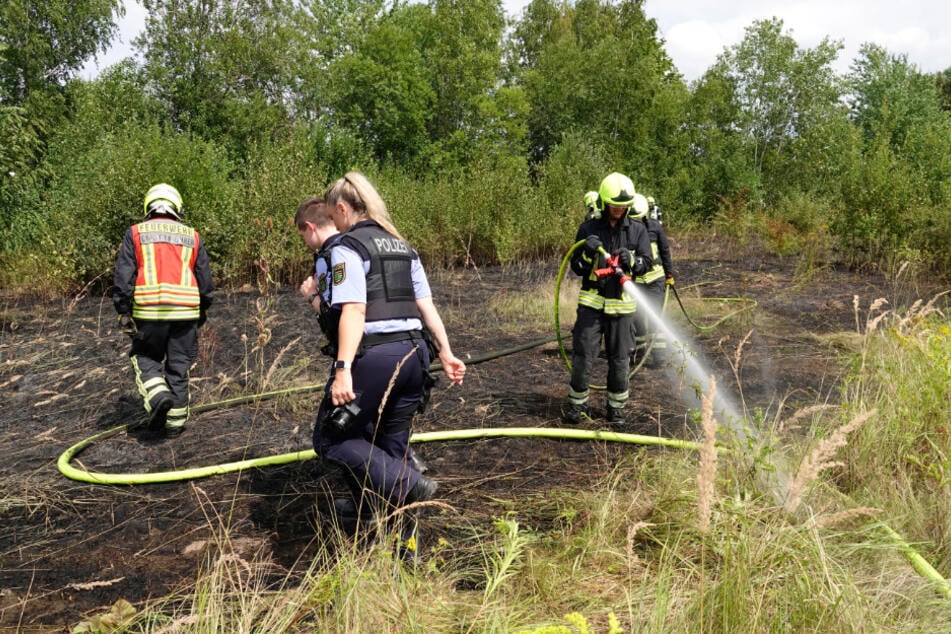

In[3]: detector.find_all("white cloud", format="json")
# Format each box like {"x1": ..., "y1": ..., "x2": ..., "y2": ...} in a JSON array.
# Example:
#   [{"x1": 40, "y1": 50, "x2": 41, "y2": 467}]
[
  {"x1": 646, "y1": 0, "x2": 951, "y2": 80},
  {"x1": 507, "y1": 0, "x2": 951, "y2": 81},
  {"x1": 662, "y1": 21, "x2": 731, "y2": 80},
  {"x1": 80, "y1": 0, "x2": 146, "y2": 79},
  {"x1": 85, "y1": 1, "x2": 951, "y2": 82}
]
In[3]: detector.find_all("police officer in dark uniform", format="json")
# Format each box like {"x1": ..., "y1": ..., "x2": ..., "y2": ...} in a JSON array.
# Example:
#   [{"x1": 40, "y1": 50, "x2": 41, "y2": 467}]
[
  {"x1": 564, "y1": 173, "x2": 652, "y2": 427},
  {"x1": 316, "y1": 172, "x2": 466, "y2": 559},
  {"x1": 296, "y1": 197, "x2": 342, "y2": 347}
]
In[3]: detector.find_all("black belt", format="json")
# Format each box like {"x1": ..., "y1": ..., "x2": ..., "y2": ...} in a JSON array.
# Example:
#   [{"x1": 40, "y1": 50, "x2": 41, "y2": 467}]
[{"x1": 361, "y1": 329, "x2": 424, "y2": 349}]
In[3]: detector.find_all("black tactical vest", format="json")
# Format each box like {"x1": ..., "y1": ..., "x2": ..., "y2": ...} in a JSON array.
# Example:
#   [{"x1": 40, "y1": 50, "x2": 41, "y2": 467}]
[{"x1": 338, "y1": 221, "x2": 420, "y2": 323}]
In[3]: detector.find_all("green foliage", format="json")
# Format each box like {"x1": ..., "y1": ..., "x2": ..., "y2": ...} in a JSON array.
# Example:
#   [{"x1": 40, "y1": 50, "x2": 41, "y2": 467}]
[
  {"x1": 325, "y1": 12, "x2": 435, "y2": 166},
  {"x1": 0, "y1": 0, "x2": 122, "y2": 101},
  {"x1": 937, "y1": 67, "x2": 951, "y2": 112},
  {"x1": 767, "y1": 190, "x2": 834, "y2": 259},
  {"x1": 221, "y1": 130, "x2": 330, "y2": 287},
  {"x1": 678, "y1": 72, "x2": 757, "y2": 219},
  {"x1": 514, "y1": 611, "x2": 622, "y2": 634},
  {"x1": 483, "y1": 515, "x2": 533, "y2": 601},
  {"x1": 833, "y1": 44, "x2": 951, "y2": 266},
  {"x1": 136, "y1": 0, "x2": 299, "y2": 160},
  {"x1": 843, "y1": 306, "x2": 951, "y2": 571},
  {"x1": 533, "y1": 130, "x2": 611, "y2": 239},
  {"x1": 0, "y1": 102, "x2": 42, "y2": 207},
  {"x1": 376, "y1": 158, "x2": 536, "y2": 266},
  {"x1": 512, "y1": 0, "x2": 680, "y2": 171},
  {"x1": 835, "y1": 126, "x2": 920, "y2": 264},
  {"x1": 70, "y1": 598, "x2": 135, "y2": 633},
  {"x1": 706, "y1": 18, "x2": 844, "y2": 206},
  {"x1": 3, "y1": 1, "x2": 951, "y2": 294},
  {"x1": 0, "y1": 119, "x2": 236, "y2": 292}
]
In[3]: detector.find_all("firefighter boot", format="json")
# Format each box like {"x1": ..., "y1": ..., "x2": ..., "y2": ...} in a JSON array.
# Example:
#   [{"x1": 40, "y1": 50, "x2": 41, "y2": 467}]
[
  {"x1": 607, "y1": 405, "x2": 626, "y2": 428},
  {"x1": 562, "y1": 402, "x2": 591, "y2": 425},
  {"x1": 148, "y1": 392, "x2": 174, "y2": 431}
]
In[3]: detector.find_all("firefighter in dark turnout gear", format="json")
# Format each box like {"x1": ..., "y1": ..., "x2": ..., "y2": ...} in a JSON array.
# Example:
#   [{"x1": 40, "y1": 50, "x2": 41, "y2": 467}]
[
  {"x1": 565, "y1": 173, "x2": 652, "y2": 427},
  {"x1": 647, "y1": 196, "x2": 663, "y2": 224},
  {"x1": 583, "y1": 190, "x2": 600, "y2": 221},
  {"x1": 113, "y1": 183, "x2": 214, "y2": 436},
  {"x1": 630, "y1": 193, "x2": 675, "y2": 366},
  {"x1": 316, "y1": 172, "x2": 466, "y2": 560}
]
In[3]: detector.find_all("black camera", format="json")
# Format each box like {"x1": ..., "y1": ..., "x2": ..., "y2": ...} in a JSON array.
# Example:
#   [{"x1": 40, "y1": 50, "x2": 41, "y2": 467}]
[{"x1": 327, "y1": 401, "x2": 361, "y2": 431}]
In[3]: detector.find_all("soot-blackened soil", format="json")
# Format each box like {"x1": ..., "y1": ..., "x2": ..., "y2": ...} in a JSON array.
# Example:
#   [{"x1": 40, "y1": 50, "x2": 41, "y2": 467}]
[{"x1": 0, "y1": 236, "x2": 937, "y2": 630}]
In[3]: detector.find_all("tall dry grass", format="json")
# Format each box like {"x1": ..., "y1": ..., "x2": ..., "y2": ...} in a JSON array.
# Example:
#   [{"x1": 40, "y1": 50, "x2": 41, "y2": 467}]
[{"x1": 66, "y1": 288, "x2": 951, "y2": 633}]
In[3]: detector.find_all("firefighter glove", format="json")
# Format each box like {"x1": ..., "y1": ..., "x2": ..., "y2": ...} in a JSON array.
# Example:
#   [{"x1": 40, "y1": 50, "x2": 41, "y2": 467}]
[
  {"x1": 666, "y1": 276, "x2": 675, "y2": 287},
  {"x1": 614, "y1": 248, "x2": 632, "y2": 271},
  {"x1": 198, "y1": 309, "x2": 208, "y2": 328},
  {"x1": 583, "y1": 234, "x2": 603, "y2": 255},
  {"x1": 117, "y1": 313, "x2": 136, "y2": 336}
]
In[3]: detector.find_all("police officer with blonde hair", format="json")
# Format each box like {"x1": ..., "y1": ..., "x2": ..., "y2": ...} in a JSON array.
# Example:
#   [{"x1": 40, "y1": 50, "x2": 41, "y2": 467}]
[{"x1": 316, "y1": 171, "x2": 465, "y2": 559}]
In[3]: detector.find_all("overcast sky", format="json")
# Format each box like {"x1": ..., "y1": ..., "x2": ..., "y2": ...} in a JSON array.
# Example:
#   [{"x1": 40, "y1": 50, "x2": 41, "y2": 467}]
[{"x1": 84, "y1": 1, "x2": 951, "y2": 82}]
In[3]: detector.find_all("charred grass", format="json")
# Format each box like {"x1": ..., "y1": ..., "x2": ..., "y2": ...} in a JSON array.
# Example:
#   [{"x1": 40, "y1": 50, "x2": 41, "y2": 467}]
[{"x1": 1, "y1": 238, "x2": 949, "y2": 630}]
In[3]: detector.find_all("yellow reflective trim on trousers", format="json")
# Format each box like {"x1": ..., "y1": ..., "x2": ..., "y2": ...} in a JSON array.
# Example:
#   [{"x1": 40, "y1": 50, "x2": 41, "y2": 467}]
[
  {"x1": 568, "y1": 387, "x2": 589, "y2": 403},
  {"x1": 167, "y1": 406, "x2": 188, "y2": 426},
  {"x1": 607, "y1": 391, "x2": 629, "y2": 407},
  {"x1": 142, "y1": 377, "x2": 169, "y2": 400},
  {"x1": 132, "y1": 357, "x2": 170, "y2": 411}
]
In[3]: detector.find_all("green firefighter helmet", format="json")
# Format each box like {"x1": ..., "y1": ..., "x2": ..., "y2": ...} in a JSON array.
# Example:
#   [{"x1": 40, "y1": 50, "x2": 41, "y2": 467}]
[
  {"x1": 630, "y1": 193, "x2": 649, "y2": 219},
  {"x1": 143, "y1": 183, "x2": 183, "y2": 220},
  {"x1": 583, "y1": 190, "x2": 599, "y2": 210},
  {"x1": 598, "y1": 172, "x2": 636, "y2": 208}
]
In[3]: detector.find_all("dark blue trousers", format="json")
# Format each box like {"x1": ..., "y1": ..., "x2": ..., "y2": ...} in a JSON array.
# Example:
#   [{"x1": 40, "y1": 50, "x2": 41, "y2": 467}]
[{"x1": 314, "y1": 338, "x2": 429, "y2": 506}]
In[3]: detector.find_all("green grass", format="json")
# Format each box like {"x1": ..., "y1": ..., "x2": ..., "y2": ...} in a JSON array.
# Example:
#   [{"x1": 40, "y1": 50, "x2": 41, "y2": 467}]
[{"x1": 68, "y1": 291, "x2": 951, "y2": 633}]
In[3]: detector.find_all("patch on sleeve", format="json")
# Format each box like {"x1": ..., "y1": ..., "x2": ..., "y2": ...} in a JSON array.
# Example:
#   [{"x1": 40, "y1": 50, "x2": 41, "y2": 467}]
[
  {"x1": 332, "y1": 262, "x2": 346, "y2": 286},
  {"x1": 317, "y1": 272, "x2": 328, "y2": 294}
]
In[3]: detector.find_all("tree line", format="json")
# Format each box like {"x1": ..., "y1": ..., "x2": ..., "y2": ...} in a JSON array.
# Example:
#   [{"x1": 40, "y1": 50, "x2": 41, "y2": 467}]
[{"x1": 2, "y1": 0, "x2": 949, "y2": 293}]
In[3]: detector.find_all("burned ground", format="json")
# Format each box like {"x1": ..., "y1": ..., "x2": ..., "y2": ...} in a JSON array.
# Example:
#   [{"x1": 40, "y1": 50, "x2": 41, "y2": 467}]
[{"x1": 0, "y1": 237, "x2": 936, "y2": 630}]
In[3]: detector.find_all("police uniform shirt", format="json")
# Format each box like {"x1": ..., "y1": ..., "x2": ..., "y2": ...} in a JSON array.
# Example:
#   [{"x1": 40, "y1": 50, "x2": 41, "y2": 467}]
[
  {"x1": 329, "y1": 244, "x2": 428, "y2": 334},
  {"x1": 314, "y1": 249, "x2": 332, "y2": 305}
]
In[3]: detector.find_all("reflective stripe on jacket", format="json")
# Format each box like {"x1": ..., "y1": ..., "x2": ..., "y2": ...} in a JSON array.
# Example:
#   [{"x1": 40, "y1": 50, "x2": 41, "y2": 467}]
[
  {"x1": 636, "y1": 242, "x2": 666, "y2": 284},
  {"x1": 634, "y1": 216, "x2": 673, "y2": 285},
  {"x1": 131, "y1": 220, "x2": 201, "y2": 320},
  {"x1": 570, "y1": 215, "x2": 652, "y2": 316},
  {"x1": 578, "y1": 287, "x2": 637, "y2": 315}
]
